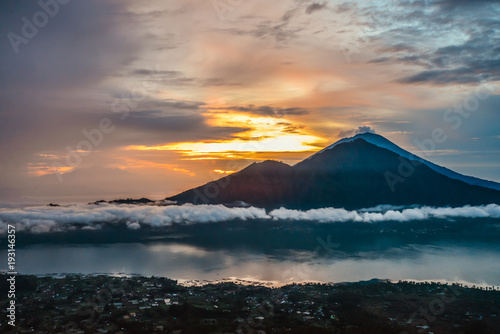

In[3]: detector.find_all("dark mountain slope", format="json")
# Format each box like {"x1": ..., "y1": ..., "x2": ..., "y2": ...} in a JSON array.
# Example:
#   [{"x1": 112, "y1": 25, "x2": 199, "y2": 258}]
[
  {"x1": 167, "y1": 136, "x2": 500, "y2": 210},
  {"x1": 169, "y1": 160, "x2": 294, "y2": 208},
  {"x1": 291, "y1": 139, "x2": 500, "y2": 209}
]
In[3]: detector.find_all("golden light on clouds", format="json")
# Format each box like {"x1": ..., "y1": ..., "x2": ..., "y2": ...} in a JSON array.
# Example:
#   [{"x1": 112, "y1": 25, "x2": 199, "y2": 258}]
[
  {"x1": 27, "y1": 164, "x2": 73, "y2": 177},
  {"x1": 213, "y1": 169, "x2": 237, "y2": 175},
  {"x1": 116, "y1": 157, "x2": 196, "y2": 176},
  {"x1": 154, "y1": 135, "x2": 320, "y2": 153},
  {"x1": 124, "y1": 109, "x2": 326, "y2": 159}
]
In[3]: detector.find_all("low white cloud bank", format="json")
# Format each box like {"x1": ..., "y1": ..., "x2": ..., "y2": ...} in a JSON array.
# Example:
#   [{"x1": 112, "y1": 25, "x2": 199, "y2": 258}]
[
  {"x1": 0, "y1": 203, "x2": 499, "y2": 234},
  {"x1": 269, "y1": 204, "x2": 500, "y2": 223},
  {"x1": 0, "y1": 204, "x2": 268, "y2": 234}
]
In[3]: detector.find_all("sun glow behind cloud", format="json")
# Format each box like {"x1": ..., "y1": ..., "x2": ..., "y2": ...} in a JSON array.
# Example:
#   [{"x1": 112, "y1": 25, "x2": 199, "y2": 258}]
[
  {"x1": 114, "y1": 157, "x2": 196, "y2": 176},
  {"x1": 124, "y1": 109, "x2": 325, "y2": 158}
]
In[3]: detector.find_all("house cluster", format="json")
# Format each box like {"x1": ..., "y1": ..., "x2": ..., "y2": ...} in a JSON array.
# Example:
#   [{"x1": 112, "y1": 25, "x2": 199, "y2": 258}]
[{"x1": 1, "y1": 274, "x2": 499, "y2": 334}]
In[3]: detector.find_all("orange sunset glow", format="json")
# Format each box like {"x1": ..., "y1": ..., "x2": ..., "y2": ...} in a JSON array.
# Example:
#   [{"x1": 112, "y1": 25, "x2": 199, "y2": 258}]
[{"x1": 1, "y1": 0, "x2": 499, "y2": 204}]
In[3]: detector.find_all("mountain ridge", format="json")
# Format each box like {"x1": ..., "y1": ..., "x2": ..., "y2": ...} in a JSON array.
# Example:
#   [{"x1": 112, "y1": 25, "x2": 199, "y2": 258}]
[
  {"x1": 302, "y1": 132, "x2": 500, "y2": 191},
  {"x1": 167, "y1": 134, "x2": 500, "y2": 209}
]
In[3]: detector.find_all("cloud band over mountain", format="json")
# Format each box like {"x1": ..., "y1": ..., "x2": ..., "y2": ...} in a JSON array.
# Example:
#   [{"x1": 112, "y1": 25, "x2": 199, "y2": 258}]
[{"x1": 1, "y1": 203, "x2": 500, "y2": 234}]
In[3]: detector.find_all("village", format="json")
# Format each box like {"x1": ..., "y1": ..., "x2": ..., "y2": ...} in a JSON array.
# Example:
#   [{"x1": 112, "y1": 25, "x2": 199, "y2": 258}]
[{"x1": 1, "y1": 274, "x2": 499, "y2": 333}]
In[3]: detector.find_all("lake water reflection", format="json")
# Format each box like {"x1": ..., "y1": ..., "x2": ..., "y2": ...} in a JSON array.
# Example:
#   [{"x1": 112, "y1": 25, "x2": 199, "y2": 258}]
[
  {"x1": 5, "y1": 218, "x2": 500, "y2": 286},
  {"x1": 14, "y1": 241, "x2": 500, "y2": 287}
]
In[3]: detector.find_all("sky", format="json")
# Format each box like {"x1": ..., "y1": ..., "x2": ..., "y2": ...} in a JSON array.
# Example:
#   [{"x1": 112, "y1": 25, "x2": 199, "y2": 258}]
[{"x1": 1, "y1": 0, "x2": 500, "y2": 204}]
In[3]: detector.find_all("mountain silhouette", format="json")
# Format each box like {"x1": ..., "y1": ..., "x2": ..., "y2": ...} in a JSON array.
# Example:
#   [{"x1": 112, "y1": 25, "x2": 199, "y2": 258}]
[{"x1": 167, "y1": 133, "x2": 500, "y2": 209}]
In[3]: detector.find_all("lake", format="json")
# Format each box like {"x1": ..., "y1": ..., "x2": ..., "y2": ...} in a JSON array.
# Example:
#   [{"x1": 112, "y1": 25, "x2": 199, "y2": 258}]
[{"x1": 7, "y1": 217, "x2": 500, "y2": 287}]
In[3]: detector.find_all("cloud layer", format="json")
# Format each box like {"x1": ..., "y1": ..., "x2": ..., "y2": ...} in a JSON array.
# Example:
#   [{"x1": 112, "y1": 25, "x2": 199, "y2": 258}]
[{"x1": 1, "y1": 203, "x2": 499, "y2": 234}]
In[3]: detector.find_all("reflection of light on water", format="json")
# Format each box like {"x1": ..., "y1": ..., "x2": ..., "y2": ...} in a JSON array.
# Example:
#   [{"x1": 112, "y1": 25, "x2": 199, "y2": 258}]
[
  {"x1": 179, "y1": 276, "x2": 282, "y2": 288},
  {"x1": 11, "y1": 242, "x2": 500, "y2": 288},
  {"x1": 146, "y1": 243, "x2": 208, "y2": 256}
]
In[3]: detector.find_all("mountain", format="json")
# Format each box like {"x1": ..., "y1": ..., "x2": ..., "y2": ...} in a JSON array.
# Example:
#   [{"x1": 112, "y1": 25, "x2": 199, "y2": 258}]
[
  {"x1": 169, "y1": 160, "x2": 294, "y2": 208},
  {"x1": 306, "y1": 133, "x2": 500, "y2": 191},
  {"x1": 167, "y1": 133, "x2": 500, "y2": 209}
]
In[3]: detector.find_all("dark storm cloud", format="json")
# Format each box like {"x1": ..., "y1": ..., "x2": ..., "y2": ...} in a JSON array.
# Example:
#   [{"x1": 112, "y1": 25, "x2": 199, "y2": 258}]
[
  {"x1": 0, "y1": 0, "x2": 140, "y2": 92},
  {"x1": 0, "y1": 0, "x2": 257, "y2": 199},
  {"x1": 377, "y1": 43, "x2": 416, "y2": 53},
  {"x1": 222, "y1": 23, "x2": 302, "y2": 46},
  {"x1": 369, "y1": 57, "x2": 391, "y2": 64},
  {"x1": 435, "y1": 0, "x2": 499, "y2": 10},
  {"x1": 281, "y1": 6, "x2": 301, "y2": 22},
  {"x1": 0, "y1": 103, "x2": 250, "y2": 177},
  {"x1": 199, "y1": 78, "x2": 242, "y2": 87},
  {"x1": 305, "y1": 2, "x2": 328, "y2": 14},
  {"x1": 399, "y1": 68, "x2": 500, "y2": 85},
  {"x1": 365, "y1": 0, "x2": 500, "y2": 85},
  {"x1": 0, "y1": 0, "x2": 145, "y2": 180},
  {"x1": 275, "y1": 122, "x2": 305, "y2": 134},
  {"x1": 119, "y1": 109, "x2": 250, "y2": 145},
  {"x1": 145, "y1": 99, "x2": 206, "y2": 110},
  {"x1": 130, "y1": 69, "x2": 182, "y2": 77},
  {"x1": 216, "y1": 1, "x2": 334, "y2": 47},
  {"x1": 335, "y1": 2, "x2": 353, "y2": 13},
  {"x1": 219, "y1": 0, "x2": 313, "y2": 48},
  {"x1": 126, "y1": 69, "x2": 196, "y2": 87},
  {"x1": 36, "y1": 95, "x2": 242, "y2": 148},
  {"x1": 129, "y1": 69, "x2": 241, "y2": 88},
  {"x1": 218, "y1": 105, "x2": 310, "y2": 117},
  {"x1": 370, "y1": 55, "x2": 433, "y2": 68},
  {"x1": 396, "y1": 35, "x2": 500, "y2": 84}
]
